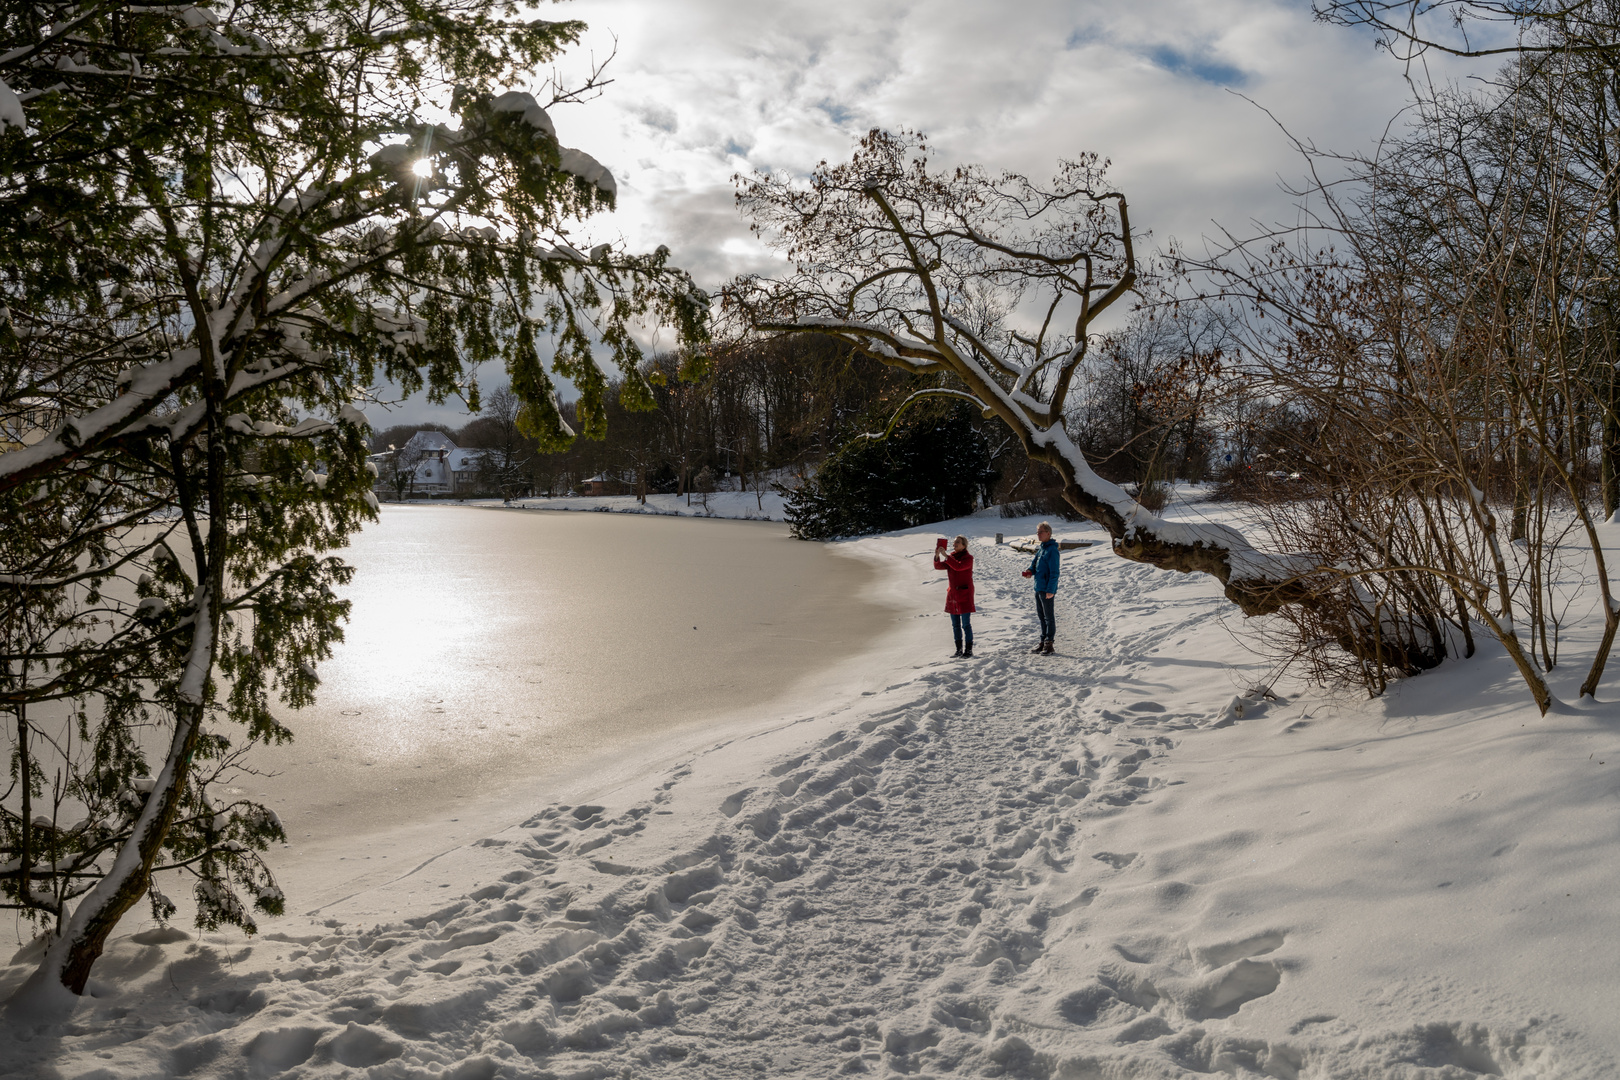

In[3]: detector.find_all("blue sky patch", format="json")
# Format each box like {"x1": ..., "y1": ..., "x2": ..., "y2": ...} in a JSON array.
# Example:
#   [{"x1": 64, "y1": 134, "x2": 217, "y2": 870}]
[
  {"x1": 1147, "y1": 44, "x2": 1247, "y2": 87},
  {"x1": 816, "y1": 99, "x2": 856, "y2": 128}
]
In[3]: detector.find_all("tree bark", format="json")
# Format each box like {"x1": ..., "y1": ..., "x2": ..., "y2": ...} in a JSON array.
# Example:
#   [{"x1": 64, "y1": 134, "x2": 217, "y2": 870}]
[{"x1": 1603, "y1": 362, "x2": 1620, "y2": 521}]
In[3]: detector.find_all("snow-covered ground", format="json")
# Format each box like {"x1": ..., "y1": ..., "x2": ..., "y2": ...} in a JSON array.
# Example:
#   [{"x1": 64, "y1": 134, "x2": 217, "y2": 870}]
[
  {"x1": 4, "y1": 503, "x2": 1619, "y2": 1079},
  {"x1": 390, "y1": 486, "x2": 792, "y2": 522}
]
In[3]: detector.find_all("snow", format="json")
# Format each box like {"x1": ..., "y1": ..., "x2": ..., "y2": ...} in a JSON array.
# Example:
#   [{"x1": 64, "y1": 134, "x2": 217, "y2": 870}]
[
  {"x1": 0, "y1": 77, "x2": 23, "y2": 130},
  {"x1": 369, "y1": 144, "x2": 416, "y2": 171},
  {"x1": 178, "y1": 6, "x2": 220, "y2": 29},
  {"x1": 2, "y1": 503, "x2": 1618, "y2": 1076},
  {"x1": 490, "y1": 91, "x2": 556, "y2": 140},
  {"x1": 133, "y1": 596, "x2": 168, "y2": 619},
  {"x1": 557, "y1": 147, "x2": 617, "y2": 198}
]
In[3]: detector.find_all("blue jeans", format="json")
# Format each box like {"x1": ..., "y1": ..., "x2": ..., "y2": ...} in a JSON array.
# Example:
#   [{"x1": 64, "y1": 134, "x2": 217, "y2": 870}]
[
  {"x1": 951, "y1": 612, "x2": 974, "y2": 646},
  {"x1": 1034, "y1": 593, "x2": 1056, "y2": 641}
]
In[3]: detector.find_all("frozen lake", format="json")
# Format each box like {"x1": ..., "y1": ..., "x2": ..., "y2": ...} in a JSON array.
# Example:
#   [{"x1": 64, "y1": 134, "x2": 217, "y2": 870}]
[{"x1": 250, "y1": 505, "x2": 902, "y2": 889}]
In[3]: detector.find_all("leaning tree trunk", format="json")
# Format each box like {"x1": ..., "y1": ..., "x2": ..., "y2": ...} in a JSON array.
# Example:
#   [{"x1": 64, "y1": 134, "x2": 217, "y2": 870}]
[
  {"x1": 5, "y1": 591, "x2": 212, "y2": 1013},
  {"x1": 7, "y1": 394, "x2": 228, "y2": 1015},
  {"x1": 755, "y1": 322, "x2": 1477, "y2": 684},
  {"x1": 732, "y1": 137, "x2": 1560, "y2": 711}
]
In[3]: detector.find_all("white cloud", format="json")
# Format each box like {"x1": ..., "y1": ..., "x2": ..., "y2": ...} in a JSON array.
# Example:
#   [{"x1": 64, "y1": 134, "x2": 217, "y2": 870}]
[
  {"x1": 545, "y1": 0, "x2": 1466, "y2": 276},
  {"x1": 384, "y1": 0, "x2": 1475, "y2": 425}
]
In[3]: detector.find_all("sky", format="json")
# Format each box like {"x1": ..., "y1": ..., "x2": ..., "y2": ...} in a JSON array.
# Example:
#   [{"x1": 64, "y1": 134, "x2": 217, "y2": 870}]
[{"x1": 376, "y1": 0, "x2": 1478, "y2": 430}]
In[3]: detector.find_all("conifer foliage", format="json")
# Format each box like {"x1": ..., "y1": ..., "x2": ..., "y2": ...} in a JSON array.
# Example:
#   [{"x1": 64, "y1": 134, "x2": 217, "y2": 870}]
[
  {"x1": 784, "y1": 404, "x2": 993, "y2": 539},
  {"x1": 0, "y1": 0, "x2": 706, "y2": 1005}
]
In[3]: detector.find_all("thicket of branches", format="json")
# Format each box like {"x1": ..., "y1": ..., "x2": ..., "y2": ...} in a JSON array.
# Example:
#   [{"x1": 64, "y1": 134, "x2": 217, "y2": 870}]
[
  {"x1": 1185, "y1": 3, "x2": 1620, "y2": 707},
  {"x1": 548, "y1": 334, "x2": 924, "y2": 502},
  {"x1": 1070, "y1": 310, "x2": 1225, "y2": 510}
]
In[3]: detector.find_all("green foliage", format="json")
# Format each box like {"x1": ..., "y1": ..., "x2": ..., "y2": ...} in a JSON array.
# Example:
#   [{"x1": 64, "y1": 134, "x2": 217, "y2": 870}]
[
  {"x1": 0, "y1": 0, "x2": 706, "y2": 981},
  {"x1": 784, "y1": 404, "x2": 994, "y2": 540}
]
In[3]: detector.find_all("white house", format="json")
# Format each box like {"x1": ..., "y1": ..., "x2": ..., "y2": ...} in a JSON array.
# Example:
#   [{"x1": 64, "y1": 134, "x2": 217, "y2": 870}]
[{"x1": 379, "y1": 430, "x2": 485, "y2": 495}]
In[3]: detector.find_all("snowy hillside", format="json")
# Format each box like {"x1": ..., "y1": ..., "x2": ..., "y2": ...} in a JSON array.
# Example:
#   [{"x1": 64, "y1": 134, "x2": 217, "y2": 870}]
[{"x1": 3, "y1": 507, "x2": 1616, "y2": 1078}]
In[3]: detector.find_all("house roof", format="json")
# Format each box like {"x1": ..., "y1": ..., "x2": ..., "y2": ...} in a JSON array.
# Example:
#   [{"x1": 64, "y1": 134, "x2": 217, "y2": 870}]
[{"x1": 405, "y1": 430, "x2": 457, "y2": 452}]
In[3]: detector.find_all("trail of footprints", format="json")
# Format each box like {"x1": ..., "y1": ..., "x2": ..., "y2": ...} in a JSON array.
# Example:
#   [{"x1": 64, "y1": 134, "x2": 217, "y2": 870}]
[
  {"x1": 153, "y1": 646, "x2": 1298, "y2": 1079},
  {"x1": 137, "y1": 546, "x2": 1545, "y2": 1078}
]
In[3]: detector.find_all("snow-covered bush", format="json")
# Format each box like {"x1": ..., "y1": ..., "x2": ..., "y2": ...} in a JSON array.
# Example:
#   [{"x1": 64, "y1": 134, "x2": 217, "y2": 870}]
[{"x1": 784, "y1": 404, "x2": 993, "y2": 539}]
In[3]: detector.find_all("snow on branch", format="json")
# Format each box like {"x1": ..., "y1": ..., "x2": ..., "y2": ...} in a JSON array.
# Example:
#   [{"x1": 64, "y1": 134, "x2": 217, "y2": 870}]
[
  {"x1": 0, "y1": 77, "x2": 23, "y2": 129},
  {"x1": 858, "y1": 388, "x2": 991, "y2": 441}
]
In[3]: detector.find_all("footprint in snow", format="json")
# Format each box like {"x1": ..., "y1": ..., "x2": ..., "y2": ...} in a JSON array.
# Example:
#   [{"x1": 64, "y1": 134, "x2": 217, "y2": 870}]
[{"x1": 1194, "y1": 929, "x2": 1287, "y2": 970}]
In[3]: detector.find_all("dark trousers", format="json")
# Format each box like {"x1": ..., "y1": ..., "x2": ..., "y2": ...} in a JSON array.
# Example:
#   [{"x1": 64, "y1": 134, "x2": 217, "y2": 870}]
[
  {"x1": 1034, "y1": 593, "x2": 1056, "y2": 641},
  {"x1": 951, "y1": 612, "x2": 974, "y2": 646}
]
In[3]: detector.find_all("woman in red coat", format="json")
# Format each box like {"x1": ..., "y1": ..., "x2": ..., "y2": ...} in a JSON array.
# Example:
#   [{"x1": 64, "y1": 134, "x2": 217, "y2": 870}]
[{"x1": 933, "y1": 534, "x2": 976, "y2": 658}]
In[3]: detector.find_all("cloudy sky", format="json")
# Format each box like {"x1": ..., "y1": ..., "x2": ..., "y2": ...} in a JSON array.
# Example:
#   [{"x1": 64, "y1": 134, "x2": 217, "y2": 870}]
[{"x1": 382, "y1": 0, "x2": 1478, "y2": 429}]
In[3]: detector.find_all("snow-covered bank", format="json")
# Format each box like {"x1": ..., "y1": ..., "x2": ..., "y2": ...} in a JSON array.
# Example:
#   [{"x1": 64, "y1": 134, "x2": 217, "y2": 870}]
[
  {"x1": 4, "y1": 508, "x2": 1618, "y2": 1078},
  {"x1": 480, "y1": 479, "x2": 1217, "y2": 525},
  {"x1": 444, "y1": 490, "x2": 791, "y2": 522}
]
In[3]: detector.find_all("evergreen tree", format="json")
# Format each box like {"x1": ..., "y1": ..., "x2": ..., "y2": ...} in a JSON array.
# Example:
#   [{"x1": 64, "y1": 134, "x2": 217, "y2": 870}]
[
  {"x1": 0, "y1": 0, "x2": 706, "y2": 1008},
  {"x1": 785, "y1": 404, "x2": 993, "y2": 539}
]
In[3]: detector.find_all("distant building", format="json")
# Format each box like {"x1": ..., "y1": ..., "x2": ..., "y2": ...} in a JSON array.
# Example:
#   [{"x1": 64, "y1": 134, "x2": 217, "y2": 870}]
[
  {"x1": 579, "y1": 473, "x2": 628, "y2": 497},
  {"x1": 1, "y1": 398, "x2": 52, "y2": 453},
  {"x1": 377, "y1": 430, "x2": 485, "y2": 496}
]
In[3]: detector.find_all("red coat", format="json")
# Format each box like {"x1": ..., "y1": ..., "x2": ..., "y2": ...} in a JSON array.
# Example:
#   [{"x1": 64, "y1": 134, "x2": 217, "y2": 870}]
[{"x1": 933, "y1": 551, "x2": 976, "y2": 614}]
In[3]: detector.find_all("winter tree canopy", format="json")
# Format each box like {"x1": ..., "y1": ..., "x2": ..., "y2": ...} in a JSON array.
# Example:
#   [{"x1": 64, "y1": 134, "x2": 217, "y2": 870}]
[{"x1": 728, "y1": 131, "x2": 1312, "y2": 617}]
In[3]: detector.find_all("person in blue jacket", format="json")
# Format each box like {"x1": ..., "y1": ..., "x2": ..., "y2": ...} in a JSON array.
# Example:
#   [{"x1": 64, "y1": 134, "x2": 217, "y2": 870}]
[{"x1": 1020, "y1": 521, "x2": 1060, "y2": 654}]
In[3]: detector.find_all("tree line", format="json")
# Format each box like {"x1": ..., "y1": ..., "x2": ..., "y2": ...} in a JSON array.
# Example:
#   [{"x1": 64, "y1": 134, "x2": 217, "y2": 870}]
[{"x1": 372, "y1": 321, "x2": 1227, "y2": 518}]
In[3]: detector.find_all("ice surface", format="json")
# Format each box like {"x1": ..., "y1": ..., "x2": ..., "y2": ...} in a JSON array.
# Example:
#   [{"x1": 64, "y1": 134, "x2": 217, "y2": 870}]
[{"x1": 452, "y1": 486, "x2": 792, "y2": 522}]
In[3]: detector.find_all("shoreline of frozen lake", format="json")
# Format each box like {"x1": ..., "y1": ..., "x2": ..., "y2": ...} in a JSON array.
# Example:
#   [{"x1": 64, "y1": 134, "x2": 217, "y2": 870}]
[{"x1": 252, "y1": 504, "x2": 917, "y2": 908}]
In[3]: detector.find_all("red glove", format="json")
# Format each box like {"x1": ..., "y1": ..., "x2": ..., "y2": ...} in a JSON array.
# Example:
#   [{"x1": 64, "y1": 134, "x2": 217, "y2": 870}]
[{"x1": 1021, "y1": 570, "x2": 1032, "y2": 578}]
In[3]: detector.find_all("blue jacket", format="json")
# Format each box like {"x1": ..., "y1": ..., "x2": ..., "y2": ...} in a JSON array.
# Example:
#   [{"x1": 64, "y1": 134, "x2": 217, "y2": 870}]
[{"x1": 1028, "y1": 538, "x2": 1060, "y2": 593}]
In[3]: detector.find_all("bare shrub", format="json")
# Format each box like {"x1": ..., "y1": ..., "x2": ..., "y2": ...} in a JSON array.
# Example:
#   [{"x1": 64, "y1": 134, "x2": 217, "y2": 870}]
[{"x1": 1186, "y1": 56, "x2": 1620, "y2": 709}]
